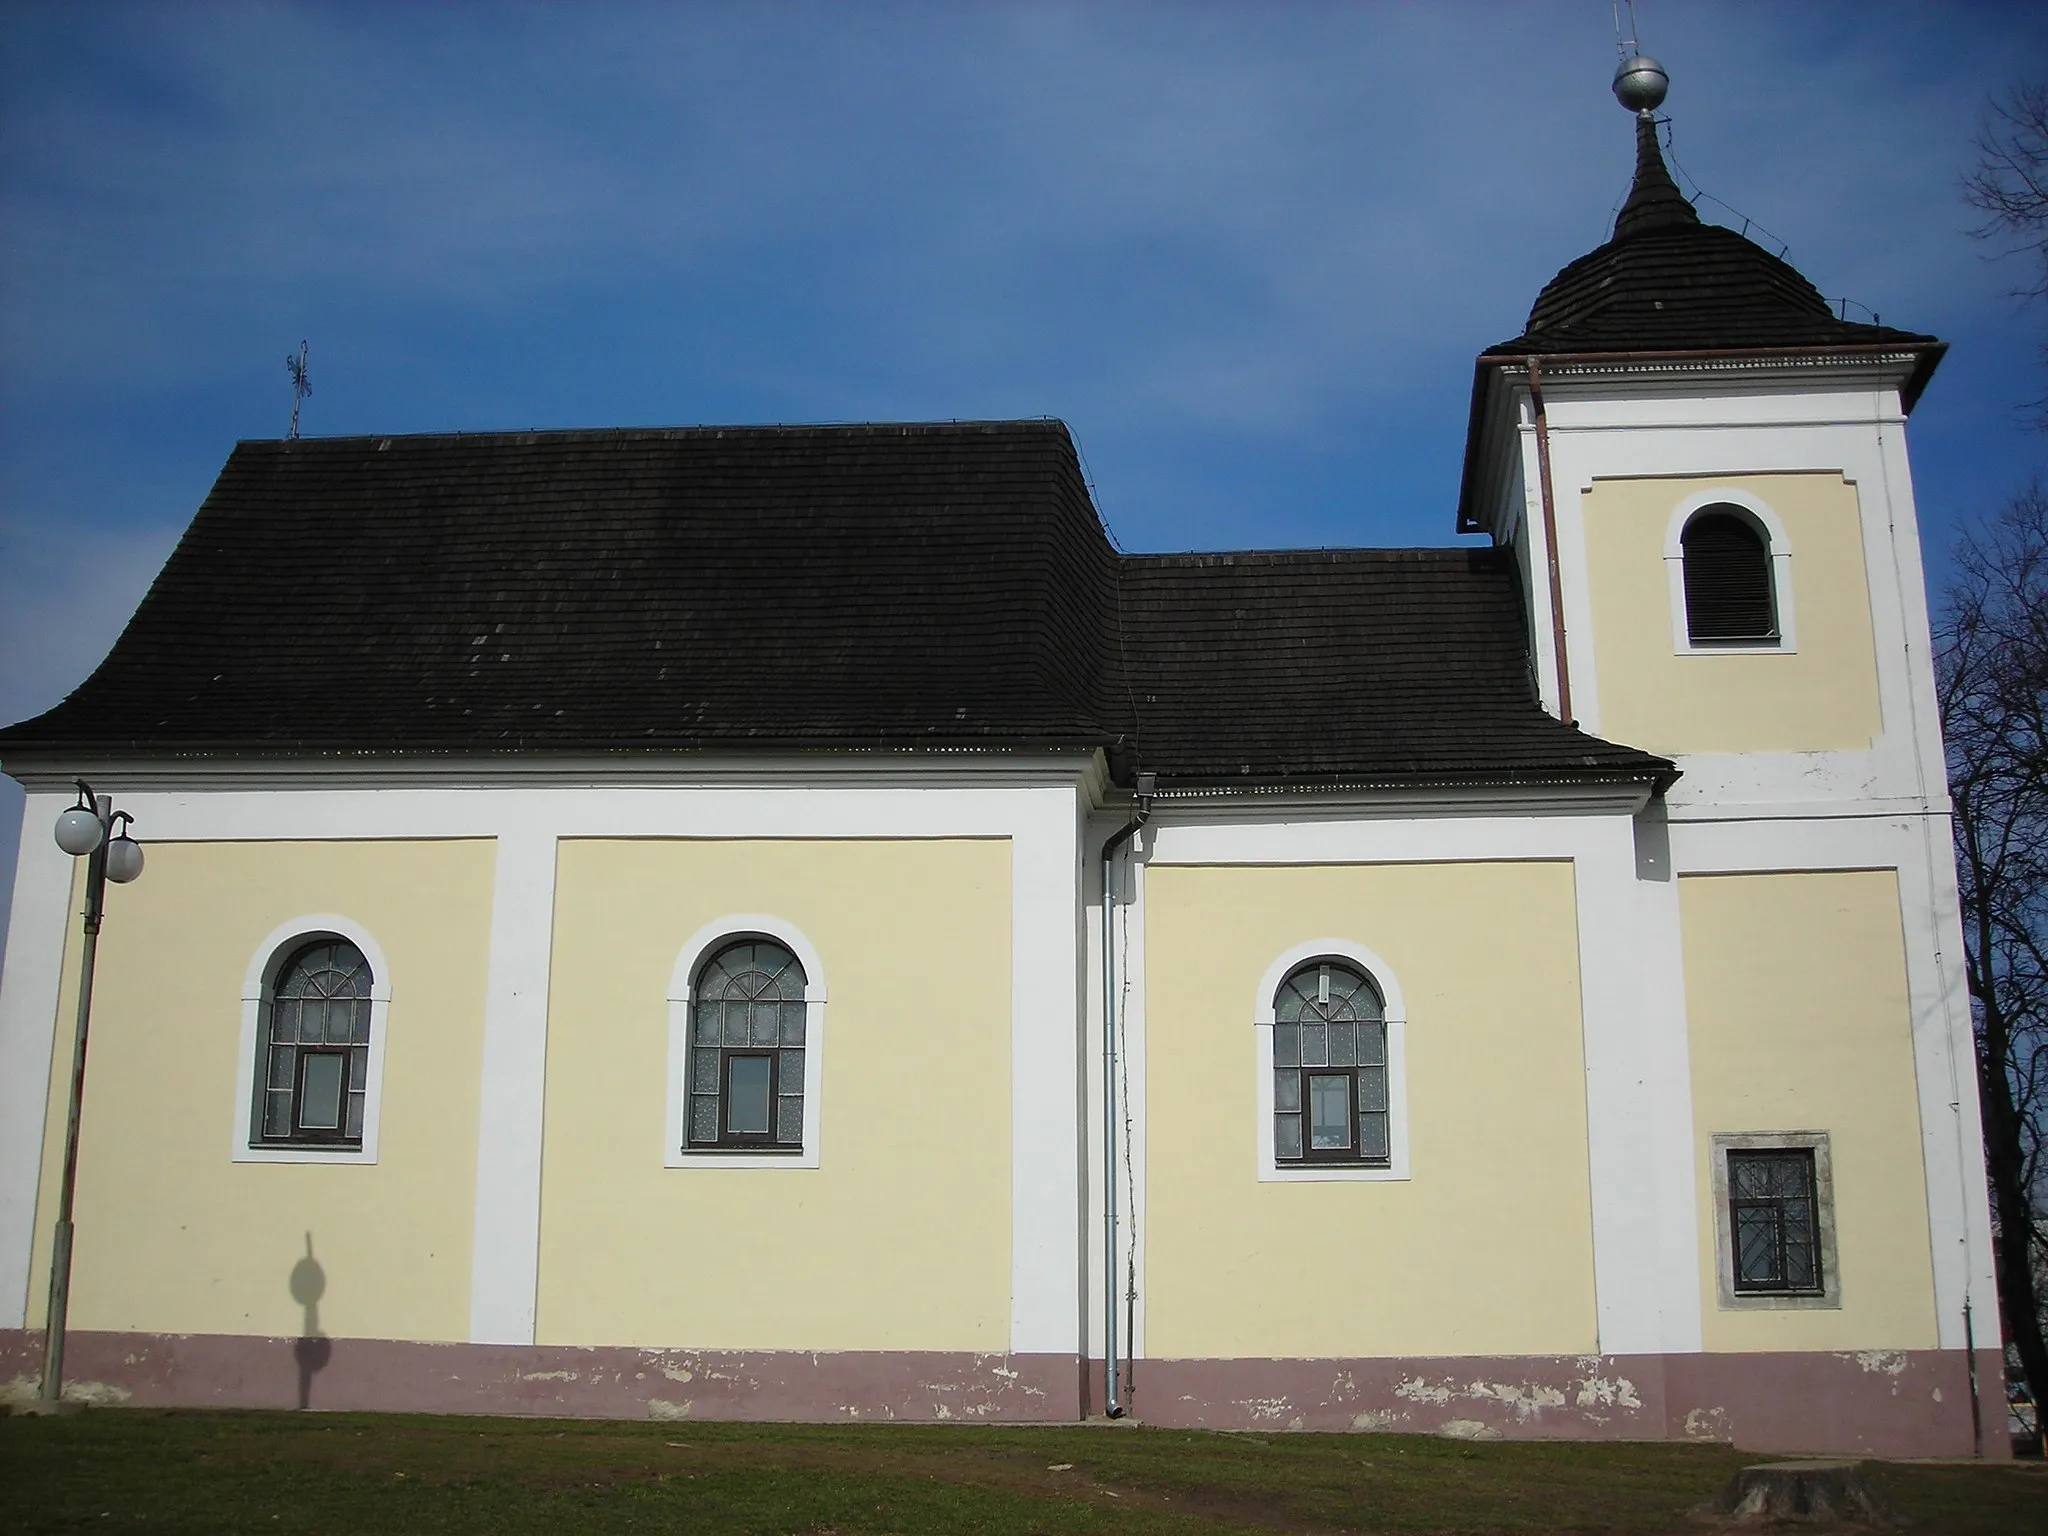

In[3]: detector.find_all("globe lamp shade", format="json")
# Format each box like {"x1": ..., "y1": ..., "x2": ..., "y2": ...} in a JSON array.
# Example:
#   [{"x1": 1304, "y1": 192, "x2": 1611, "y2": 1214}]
[
  {"x1": 104, "y1": 834, "x2": 145, "y2": 884},
  {"x1": 54, "y1": 806, "x2": 104, "y2": 857}
]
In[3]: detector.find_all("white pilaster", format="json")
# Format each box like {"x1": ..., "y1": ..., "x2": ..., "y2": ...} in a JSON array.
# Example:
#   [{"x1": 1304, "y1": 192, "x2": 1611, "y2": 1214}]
[
  {"x1": 1573, "y1": 811, "x2": 1704, "y2": 1354},
  {"x1": 1008, "y1": 786, "x2": 1086, "y2": 1356},
  {"x1": 467, "y1": 827, "x2": 560, "y2": 1345},
  {"x1": 0, "y1": 793, "x2": 71, "y2": 1328}
]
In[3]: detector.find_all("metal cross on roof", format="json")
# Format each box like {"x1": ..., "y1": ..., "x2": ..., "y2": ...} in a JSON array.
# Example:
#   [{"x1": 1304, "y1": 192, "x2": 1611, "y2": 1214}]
[{"x1": 285, "y1": 340, "x2": 312, "y2": 440}]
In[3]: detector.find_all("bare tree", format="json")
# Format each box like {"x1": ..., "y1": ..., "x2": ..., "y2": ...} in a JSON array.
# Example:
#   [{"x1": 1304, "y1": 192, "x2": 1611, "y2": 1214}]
[
  {"x1": 1966, "y1": 82, "x2": 2048, "y2": 427},
  {"x1": 1937, "y1": 483, "x2": 2048, "y2": 1430},
  {"x1": 1966, "y1": 82, "x2": 2048, "y2": 297}
]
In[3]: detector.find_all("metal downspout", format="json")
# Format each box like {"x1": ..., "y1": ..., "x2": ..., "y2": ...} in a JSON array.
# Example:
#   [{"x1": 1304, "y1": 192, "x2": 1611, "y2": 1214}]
[{"x1": 1099, "y1": 774, "x2": 1153, "y2": 1418}]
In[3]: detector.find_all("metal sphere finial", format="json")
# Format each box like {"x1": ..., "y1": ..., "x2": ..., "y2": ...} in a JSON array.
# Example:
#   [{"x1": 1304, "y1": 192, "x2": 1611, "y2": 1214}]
[{"x1": 1612, "y1": 54, "x2": 1669, "y2": 115}]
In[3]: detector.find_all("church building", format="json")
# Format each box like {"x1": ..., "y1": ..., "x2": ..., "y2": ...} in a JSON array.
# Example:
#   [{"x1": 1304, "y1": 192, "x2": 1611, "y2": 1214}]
[{"x1": 0, "y1": 63, "x2": 2001, "y2": 1456}]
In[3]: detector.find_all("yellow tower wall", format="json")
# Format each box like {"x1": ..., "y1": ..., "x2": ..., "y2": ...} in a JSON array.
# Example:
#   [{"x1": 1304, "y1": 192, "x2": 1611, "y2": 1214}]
[
  {"x1": 1581, "y1": 472, "x2": 1882, "y2": 754},
  {"x1": 1680, "y1": 870, "x2": 1938, "y2": 1351}
]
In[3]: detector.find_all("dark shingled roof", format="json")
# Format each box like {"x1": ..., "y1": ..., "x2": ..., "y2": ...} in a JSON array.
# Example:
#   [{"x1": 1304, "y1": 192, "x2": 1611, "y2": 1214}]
[
  {"x1": 1484, "y1": 113, "x2": 1941, "y2": 380},
  {"x1": 0, "y1": 422, "x2": 1668, "y2": 792},
  {"x1": 1119, "y1": 548, "x2": 1660, "y2": 789}
]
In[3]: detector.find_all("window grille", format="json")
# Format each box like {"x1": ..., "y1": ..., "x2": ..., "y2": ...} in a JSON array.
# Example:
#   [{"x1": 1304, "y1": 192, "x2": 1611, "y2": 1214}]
[
  {"x1": 258, "y1": 939, "x2": 373, "y2": 1146},
  {"x1": 688, "y1": 938, "x2": 807, "y2": 1151},
  {"x1": 1681, "y1": 508, "x2": 1778, "y2": 644},
  {"x1": 1727, "y1": 1147, "x2": 1823, "y2": 1294},
  {"x1": 1273, "y1": 960, "x2": 1389, "y2": 1166}
]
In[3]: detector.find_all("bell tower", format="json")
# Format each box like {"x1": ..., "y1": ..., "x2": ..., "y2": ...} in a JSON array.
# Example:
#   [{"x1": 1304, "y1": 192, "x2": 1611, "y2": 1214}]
[
  {"x1": 1455, "y1": 55, "x2": 1945, "y2": 809},
  {"x1": 1455, "y1": 54, "x2": 1997, "y2": 1443}
]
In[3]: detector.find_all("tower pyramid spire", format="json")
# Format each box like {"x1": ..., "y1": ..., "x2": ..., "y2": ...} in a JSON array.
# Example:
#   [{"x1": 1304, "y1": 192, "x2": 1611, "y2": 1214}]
[{"x1": 1614, "y1": 112, "x2": 1699, "y2": 240}]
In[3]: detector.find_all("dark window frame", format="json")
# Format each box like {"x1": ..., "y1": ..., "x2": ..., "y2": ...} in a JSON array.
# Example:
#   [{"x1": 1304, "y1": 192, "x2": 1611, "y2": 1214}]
[
  {"x1": 1727, "y1": 1146, "x2": 1825, "y2": 1296},
  {"x1": 1272, "y1": 959, "x2": 1392, "y2": 1170},
  {"x1": 1681, "y1": 505, "x2": 1780, "y2": 646},
  {"x1": 686, "y1": 937, "x2": 808, "y2": 1155},
  {"x1": 254, "y1": 937, "x2": 374, "y2": 1151},
  {"x1": 1709, "y1": 1131, "x2": 1840, "y2": 1310},
  {"x1": 718, "y1": 1049, "x2": 782, "y2": 1145}
]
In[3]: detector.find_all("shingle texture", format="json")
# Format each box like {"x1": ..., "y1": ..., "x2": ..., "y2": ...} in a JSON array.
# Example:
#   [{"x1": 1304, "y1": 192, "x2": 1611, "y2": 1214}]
[
  {"x1": 1119, "y1": 549, "x2": 1660, "y2": 787},
  {"x1": 0, "y1": 421, "x2": 1669, "y2": 790},
  {"x1": 1486, "y1": 114, "x2": 1937, "y2": 359}
]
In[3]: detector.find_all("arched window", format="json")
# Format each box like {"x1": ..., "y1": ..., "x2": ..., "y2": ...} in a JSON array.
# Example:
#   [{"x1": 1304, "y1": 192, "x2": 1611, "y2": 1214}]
[
  {"x1": 258, "y1": 938, "x2": 374, "y2": 1146},
  {"x1": 1272, "y1": 958, "x2": 1389, "y2": 1166},
  {"x1": 687, "y1": 937, "x2": 808, "y2": 1150},
  {"x1": 1681, "y1": 507, "x2": 1779, "y2": 645}
]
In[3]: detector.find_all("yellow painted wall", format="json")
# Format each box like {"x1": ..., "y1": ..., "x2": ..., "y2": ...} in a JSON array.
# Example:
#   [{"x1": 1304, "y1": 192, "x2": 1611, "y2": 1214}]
[
  {"x1": 538, "y1": 838, "x2": 1012, "y2": 1351},
  {"x1": 1144, "y1": 861, "x2": 1597, "y2": 1359},
  {"x1": 1681, "y1": 871, "x2": 1937, "y2": 1351},
  {"x1": 1581, "y1": 473, "x2": 1882, "y2": 753},
  {"x1": 27, "y1": 839, "x2": 494, "y2": 1342}
]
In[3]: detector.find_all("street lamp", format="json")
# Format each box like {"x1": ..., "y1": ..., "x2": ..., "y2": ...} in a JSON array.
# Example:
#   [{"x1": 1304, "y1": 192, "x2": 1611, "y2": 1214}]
[{"x1": 31, "y1": 779, "x2": 143, "y2": 1411}]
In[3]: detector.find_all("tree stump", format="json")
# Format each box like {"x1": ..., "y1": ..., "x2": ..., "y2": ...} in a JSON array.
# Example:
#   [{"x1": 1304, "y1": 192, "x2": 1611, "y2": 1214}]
[{"x1": 1696, "y1": 1460, "x2": 1908, "y2": 1528}]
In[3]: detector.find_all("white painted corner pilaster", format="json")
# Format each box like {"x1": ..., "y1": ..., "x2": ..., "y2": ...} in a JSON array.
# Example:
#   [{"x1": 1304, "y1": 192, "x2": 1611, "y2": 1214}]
[
  {"x1": 1574, "y1": 811, "x2": 1704, "y2": 1355},
  {"x1": 0, "y1": 794, "x2": 72, "y2": 1329},
  {"x1": 1515, "y1": 406, "x2": 1569, "y2": 722},
  {"x1": 467, "y1": 826, "x2": 560, "y2": 1345},
  {"x1": 1008, "y1": 786, "x2": 1085, "y2": 1357},
  {"x1": 1900, "y1": 819, "x2": 2001, "y2": 1351}
]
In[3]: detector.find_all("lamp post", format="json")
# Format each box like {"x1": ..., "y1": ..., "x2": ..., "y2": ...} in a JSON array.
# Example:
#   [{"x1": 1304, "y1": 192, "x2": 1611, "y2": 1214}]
[{"x1": 32, "y1": 779, "x2": 143, "y2": 1411}]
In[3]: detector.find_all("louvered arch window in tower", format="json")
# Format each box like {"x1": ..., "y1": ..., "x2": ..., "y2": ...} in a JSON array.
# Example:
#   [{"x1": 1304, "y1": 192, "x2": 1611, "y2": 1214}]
[{"x1": 1681, "y1": 507, "x2": 1779, "y2": 645}]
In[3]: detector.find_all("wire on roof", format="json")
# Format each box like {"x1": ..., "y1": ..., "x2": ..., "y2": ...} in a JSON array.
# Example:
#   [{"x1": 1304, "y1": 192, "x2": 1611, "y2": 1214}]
[{"x1": 1657, "y1": 119, "x2": 1792, "y2": 259}]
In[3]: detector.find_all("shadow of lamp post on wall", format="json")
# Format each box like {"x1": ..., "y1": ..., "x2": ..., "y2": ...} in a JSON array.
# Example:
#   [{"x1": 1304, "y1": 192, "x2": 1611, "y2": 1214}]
[
  {"x1": 24, "y1": 780, "x2": 144, "y2": 1413},
  {"x1": 291, "y1": 1233, "x2": 330, "y2": 1410}
]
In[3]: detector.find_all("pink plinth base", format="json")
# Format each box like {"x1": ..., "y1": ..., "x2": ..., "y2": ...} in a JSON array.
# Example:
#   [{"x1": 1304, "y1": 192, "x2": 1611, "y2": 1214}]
[{"x1": 1, "y1": 1330, "x2": 2004, "y2": 1458}]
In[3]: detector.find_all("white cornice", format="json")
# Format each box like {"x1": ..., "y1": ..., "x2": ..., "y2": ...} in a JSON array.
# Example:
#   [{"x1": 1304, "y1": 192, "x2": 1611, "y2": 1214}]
[
  {"x1": 1139, "y1": 778, "x2": 1654, "y2": 819},
  {"x1": 1, "y1": 749, "x2": 1115, "y2": 802}
]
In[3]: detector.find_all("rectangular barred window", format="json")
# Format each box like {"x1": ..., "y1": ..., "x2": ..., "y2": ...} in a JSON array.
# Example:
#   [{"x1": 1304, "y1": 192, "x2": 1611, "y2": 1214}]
[{"x1": 1727, "y1": 1147, "x2": 1822, "y2": 1295}]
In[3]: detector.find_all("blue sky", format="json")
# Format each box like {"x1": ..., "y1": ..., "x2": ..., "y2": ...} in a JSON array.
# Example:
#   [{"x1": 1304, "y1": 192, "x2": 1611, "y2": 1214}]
[{"x1": 2, "y1": 1, "x2": 2046, "y2": 956}]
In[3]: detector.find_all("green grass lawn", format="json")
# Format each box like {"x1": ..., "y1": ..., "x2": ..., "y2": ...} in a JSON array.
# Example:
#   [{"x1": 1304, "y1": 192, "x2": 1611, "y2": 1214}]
[{"x1": 2, "y1": 1410, "x2": 2042, "y2": 1534}]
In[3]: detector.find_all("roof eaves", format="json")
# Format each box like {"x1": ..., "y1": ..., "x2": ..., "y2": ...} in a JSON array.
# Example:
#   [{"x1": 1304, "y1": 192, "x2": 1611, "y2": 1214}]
[{"x1": 1455, "y1": 340, "x2": 1946, "y2": 535}]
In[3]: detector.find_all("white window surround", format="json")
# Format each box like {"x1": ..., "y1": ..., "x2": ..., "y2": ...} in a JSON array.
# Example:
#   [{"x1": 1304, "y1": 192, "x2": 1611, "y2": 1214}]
[
  {"x1": 1709, "y1": 1130, "x2": 1841, "y2": 1311},
  {"x1": 1663, "y1": 488, "x2": 1799, "y2": 655},
  {"x1": 665, "y1": 914, "x2": 828, "y2": 1170},
  {"x1": 1253, "y1": 938, "x2": 1410, "y2": 1183},
  {"x1": 232, "y1": 914, "x2": 393, "y2": 1165}
]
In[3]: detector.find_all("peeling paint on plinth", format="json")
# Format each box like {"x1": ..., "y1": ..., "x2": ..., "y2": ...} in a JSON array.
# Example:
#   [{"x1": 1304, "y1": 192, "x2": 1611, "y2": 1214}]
[
  {"x1": 0, "y1": 1330, "x2": 1082, "y2": 1423},
  {"x1": 1133, "y1": 1349, "x2": 2002, "y2": 1457},
  {"x1": 0, "y1": 1331, "x2": 2004, "y2": 1457},
  {"x1": 1393, "y1": 1376, "x2": 1453, "y2": 1406},
  {"x1": 1571, "y1": 1372, "x2": 1642, "y2": 1410},
  {"x1": 1684, "y1": 1405, "x2": 1730, "y2": 1440}
]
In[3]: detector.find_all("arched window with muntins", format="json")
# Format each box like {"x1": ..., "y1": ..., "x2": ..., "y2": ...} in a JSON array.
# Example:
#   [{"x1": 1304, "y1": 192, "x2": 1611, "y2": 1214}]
[
  {"x1": 1273, "y1": 959, "x2": 1389, "y2": 1166},
  {"x1": 1681, "y1": 507, "x2": 1779, "y2": 644},
  {"x1": 258, "y1": 939, "x2": 374, "y2": 1146},
  {"x1": 689, "y1": 938, "x2": 808, "y2": 1150}
]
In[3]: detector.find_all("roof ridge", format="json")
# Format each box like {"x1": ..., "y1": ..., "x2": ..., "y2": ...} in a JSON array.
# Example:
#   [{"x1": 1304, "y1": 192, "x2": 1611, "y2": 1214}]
[
  {"x1": 1122, "y1": 546, "x2": 1492, "y2": 566},
  {"x1": 234, "y1": 419, "x2": 1074, "y2": 450}
]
